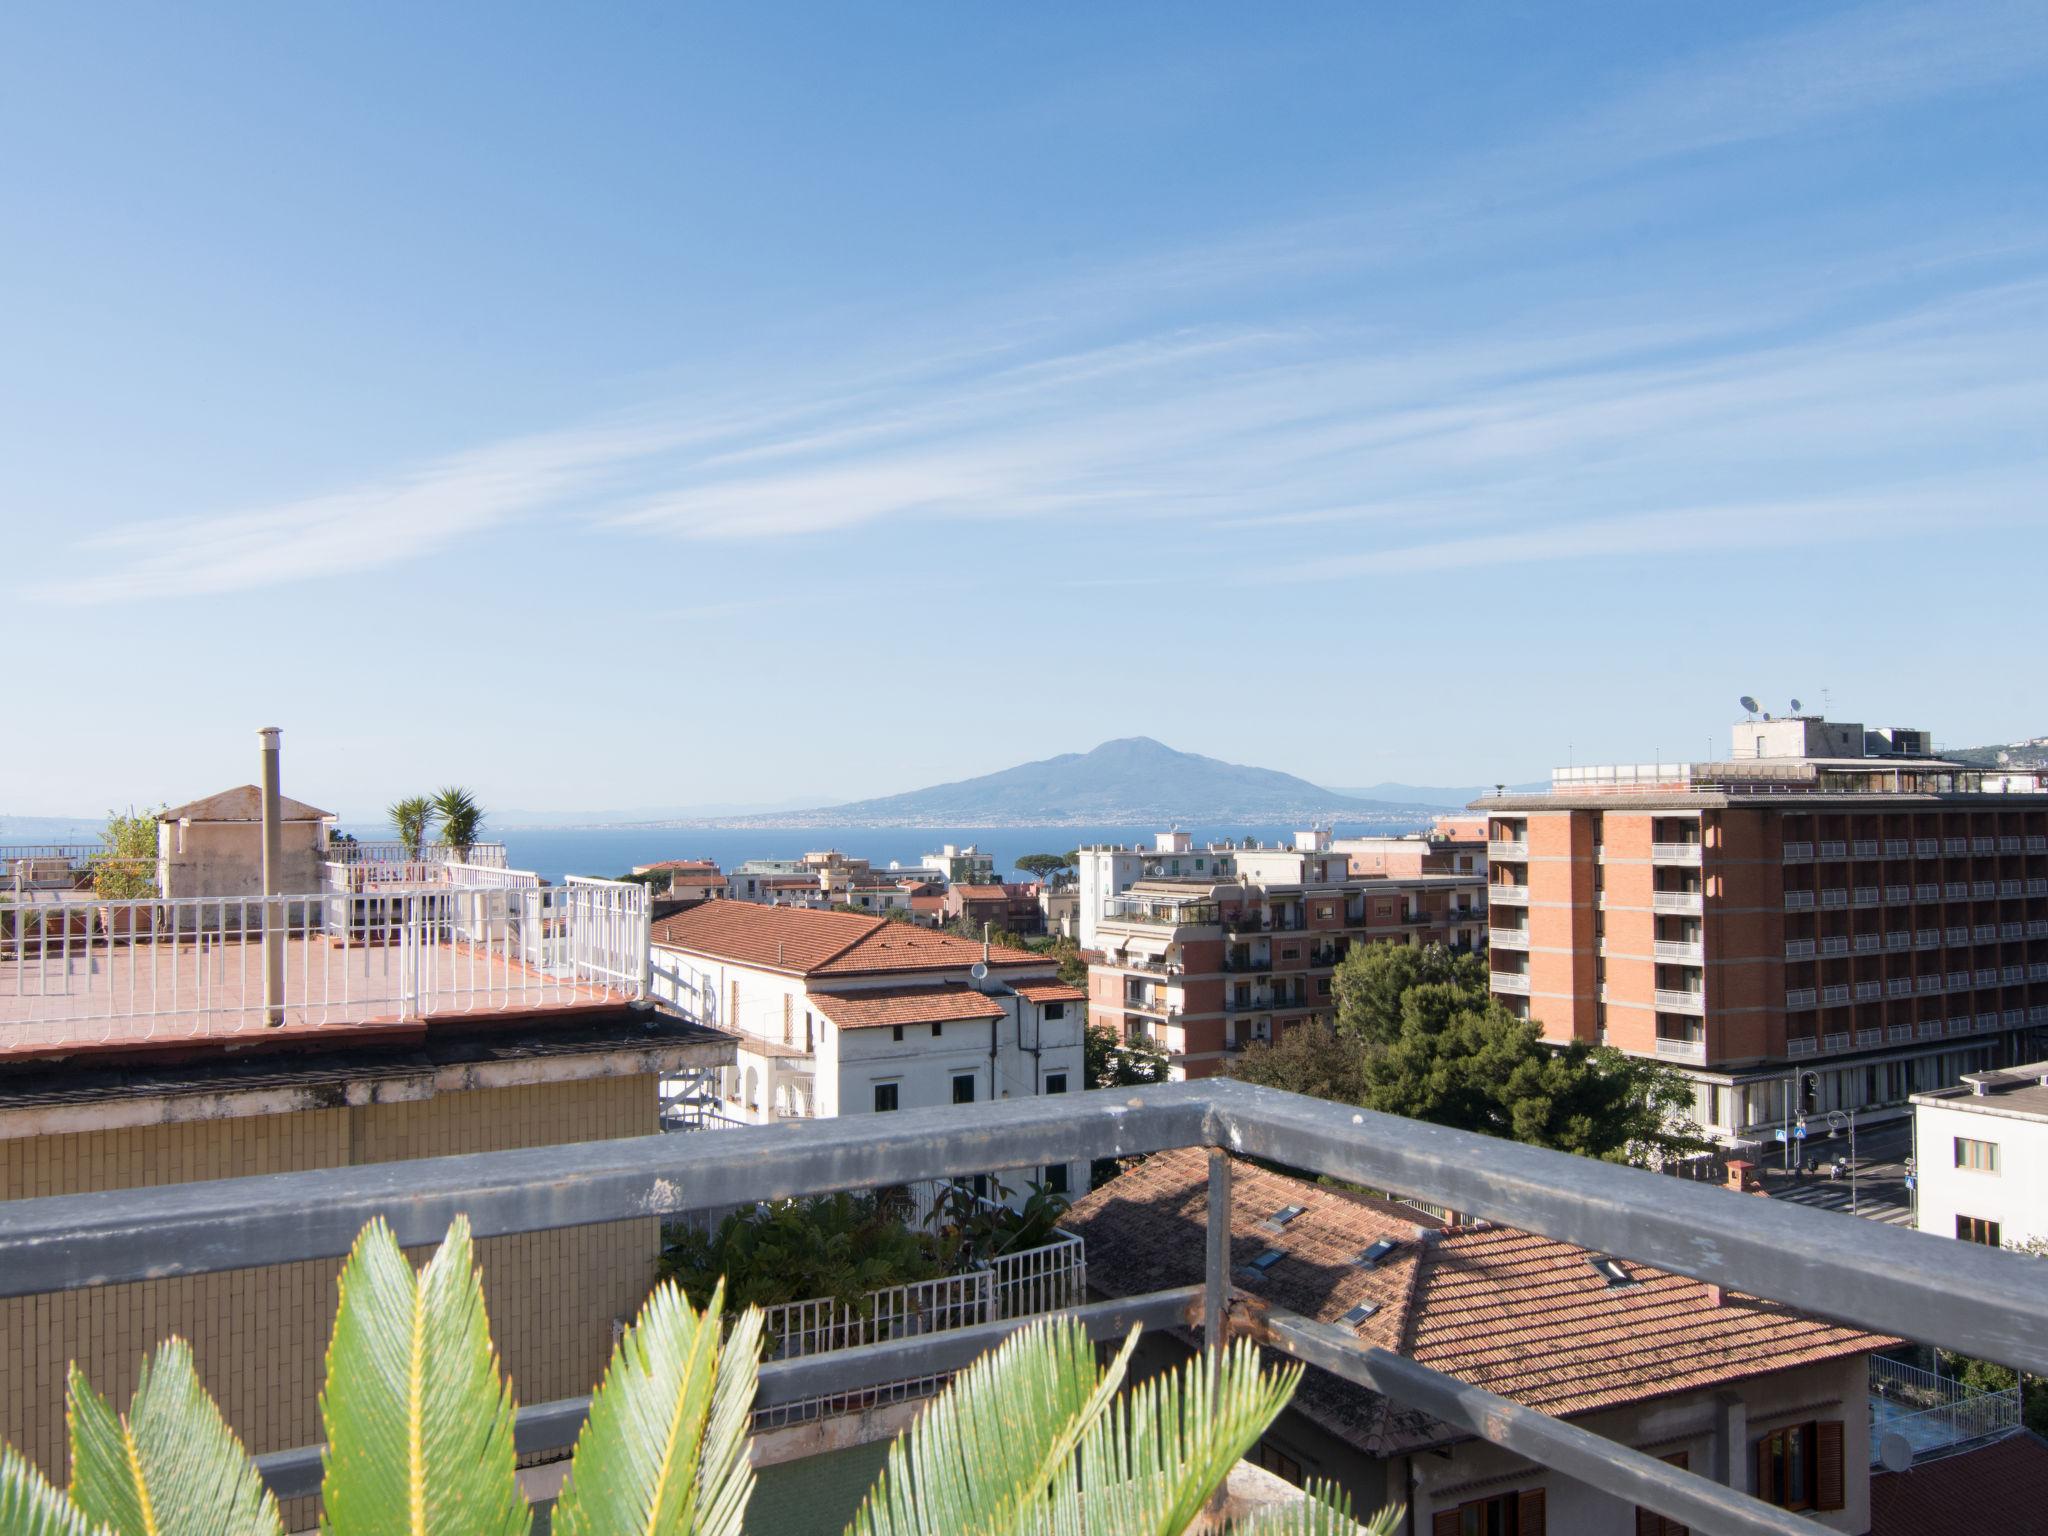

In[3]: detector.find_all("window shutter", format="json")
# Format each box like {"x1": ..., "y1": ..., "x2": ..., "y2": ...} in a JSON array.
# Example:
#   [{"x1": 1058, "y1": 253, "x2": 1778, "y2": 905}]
[
  {"x1": 1518, "y1": 1488, "x2": 1547, "y2": 1536},
  {"x1": 1431, "y1": 1511, "x2": 1460, "y2": 1536},
  {"x1": 1815, "y1": 1421, "x2": 1845, "y2": 1511},
  {"x1": 1637, "y1": 1452, "x2": 1689, "y2": 1536},
  {"x1": 1754, "y1": 1436, "x2": 1773, "y2": 1502}
]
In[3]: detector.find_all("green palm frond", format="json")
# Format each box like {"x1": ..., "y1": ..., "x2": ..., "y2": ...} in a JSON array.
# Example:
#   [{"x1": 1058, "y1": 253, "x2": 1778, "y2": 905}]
[
  {"x1": 67, "y1": 1338, "x2": 282, "y2": 1536},
  {"x1": 1, "y1": 1446, "x2": 100, "y2": 1536},
  {"x1": 388, "y1": 797, "x2": 435, "y2": 859},
  {"x1": 1232, "y1": 1481, "x2": 1403, "y2": 1536},
  {"x1": 431, "y1": 788, "x2": 484, "y2": 854},
  {"x1": 847, "y1": 1319, "x2": 1135, "y2": 1536},
  {"x1": 550, "y1": 1281, "x2": 763, "y2": 1536},
  {"x1": 317, "y1": 1216, "x2": 528, "y2": 1536}
]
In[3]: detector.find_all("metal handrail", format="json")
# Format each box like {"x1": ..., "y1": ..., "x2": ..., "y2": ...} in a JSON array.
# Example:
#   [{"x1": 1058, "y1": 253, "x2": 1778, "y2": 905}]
[{"x1": 6, "y1": 1081, "x2": 2048, "y2": 1536}]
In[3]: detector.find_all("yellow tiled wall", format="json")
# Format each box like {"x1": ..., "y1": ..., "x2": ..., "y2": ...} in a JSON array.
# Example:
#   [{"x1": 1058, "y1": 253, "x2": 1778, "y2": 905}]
[{"x1": 0, "y1": 1075, "x2": 660, "y2": 1506}]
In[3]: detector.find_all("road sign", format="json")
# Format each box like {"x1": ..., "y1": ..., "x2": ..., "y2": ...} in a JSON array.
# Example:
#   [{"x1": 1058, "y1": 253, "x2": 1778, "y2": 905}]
[
  {"x1": 1794, "y1": 1121, "x2": 1808, "y2": 1140},
  {"x1": 1774, "y1": 1128, "x2": 1788, "y2": 1142}
]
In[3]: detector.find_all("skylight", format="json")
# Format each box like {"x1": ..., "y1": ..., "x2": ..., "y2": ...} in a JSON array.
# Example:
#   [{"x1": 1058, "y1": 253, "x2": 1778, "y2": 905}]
[
  {"x1": 1246, "y1": 1249, "x2": 1285, "y2": 1273},
  {"x1": 1589, "y1": 1255, "x2": 1636, "y2": 1288},
  {"x1": 1264, "y1": 1204, "x2": 1308, "y2": 1230},
  {"x1": 1340, "y1": 1301, "x2": 1381, "y2": 1327},
  {"x1": 1357, "y1": 1237, "x2": 1401, "y2": 1269}
]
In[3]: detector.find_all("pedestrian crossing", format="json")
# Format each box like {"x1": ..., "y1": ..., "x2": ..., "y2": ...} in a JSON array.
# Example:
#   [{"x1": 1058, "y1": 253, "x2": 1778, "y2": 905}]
[{"x1": 1768, "y1": 1180, "x2": 1916, "y2": 1227}]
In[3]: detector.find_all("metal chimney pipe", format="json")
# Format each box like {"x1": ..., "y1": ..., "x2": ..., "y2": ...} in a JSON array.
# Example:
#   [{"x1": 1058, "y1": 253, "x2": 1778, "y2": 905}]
[{"x1": 260, "y1": 727, "x2": 285, "y2": 1026}]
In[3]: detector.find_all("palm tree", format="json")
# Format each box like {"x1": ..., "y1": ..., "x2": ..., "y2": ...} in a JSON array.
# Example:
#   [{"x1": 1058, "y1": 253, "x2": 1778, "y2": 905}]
[
  {"x1": 387, "y1": 796, "x2": 434, "y2": 860},
  {"x1": 431, "y1": 786, "x2": 484, "y2": 859},
  {"x1": 0, "y1": 1216, "x2": 1403, "y2": 1535}
]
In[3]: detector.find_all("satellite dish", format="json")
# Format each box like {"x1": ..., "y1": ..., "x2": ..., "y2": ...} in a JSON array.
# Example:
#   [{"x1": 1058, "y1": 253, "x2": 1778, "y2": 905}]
[
  {"x1": 1878, "y1": 1433, "x2": 1913, "y2": 1474},
  {"x1": 970, "y1": 962, "x2": 989, "y2": 981},
  {"x1": 1790, "y1": 698, "x2": 1802, "y2": 713},
  {"x1": 1739, "y1": 696, "x2": 1759, "y2": 716}
]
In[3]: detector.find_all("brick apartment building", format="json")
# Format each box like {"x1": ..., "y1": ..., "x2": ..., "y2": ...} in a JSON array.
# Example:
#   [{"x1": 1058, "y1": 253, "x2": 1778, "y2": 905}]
[
  {"x1": 1078, "y1": 831, "x2": 1487, "y2": 1078},
  {"x1": 1477, "y1": 714, "x2": 2048, "y2": 1145},
  {"x1": 1331, "y1": 815, "x2": 1489, "y2": 878}
]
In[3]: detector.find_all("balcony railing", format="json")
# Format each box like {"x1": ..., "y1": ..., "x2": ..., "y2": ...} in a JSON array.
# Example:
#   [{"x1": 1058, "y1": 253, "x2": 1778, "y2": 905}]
[
  {"x1": 1490, "y1": 840, "x2": 1529, "y2": 859},
  {"x1": 1655, "y1": 939, "x2": 1704, "y2": 961},
  {"x1": 1490, "y1": 883, "x2": 1530, "y2": 904},
  {"x1": 1653, "y1": 988, "x2": 1705, "y2": 1014},
  {"x1": 1489, "y1": 927, "x2": 1531, "y2": 949},
  {"x1": 1652, "y1": 890, "x2": 1702, "y2": 912},
  {"x1": 6, "y1": 1080, "x2": 2045, "y2": 1536},
  {"x1": 1869, "y1": 1356, "x2": 2021, "y2": 1465},
  {"x1": 1490, "y1": 971, "x2": 1532, "y2": 995},
  {"x1": 1784, "y1": 938, "x2": 1815, "y2": 959},
  {"x1": 0, "y1": 880, "x2": 649, "y2": 1048},
  {"x1": 1650, "y1": 843, "x2": 1702, "y2": 864},
  {"x1": 1781, "y1": 842, "x2": 1813, "y2": 862},
  {"x1": 327, "y1": 840, "x2": 511, "y2": 870},
  {"x1": 1653, "y1": 1036, "x2": 1706, "y2": 1063}
]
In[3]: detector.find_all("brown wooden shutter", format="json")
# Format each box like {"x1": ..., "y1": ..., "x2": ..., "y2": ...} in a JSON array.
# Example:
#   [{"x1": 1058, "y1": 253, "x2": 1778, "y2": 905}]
[
  {"x1": 1431, "y1": 1510, "x2": 1460, "y2": 1536},
  {"x1": 1815, "y1": 1420, "x2": 1845, "y2": 1511},
  {"x1": 1637, "y1": 1452, "x2": 1690, "y2": 1536},
  {"x1": 1755, "y1": 1436, "x2": 1774, "y2": 1503},
  {"x1": 1518, "y1": 1488, "x2": 1547, "y2": 1536}
]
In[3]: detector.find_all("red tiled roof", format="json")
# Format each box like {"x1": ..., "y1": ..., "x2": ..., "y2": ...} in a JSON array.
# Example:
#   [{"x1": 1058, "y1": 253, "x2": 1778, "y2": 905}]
[
  {"x1": 636, "y1": 859, "x2": 721, "y2": 873},
  {"x1": 951, "y1": 884, "x2": 1010, "y2": 900},
  {"x1": 1872, "y1": 1433, "x2": 2048, "y2": 1534},
  {"x1": 807, "y1": 985, "x2": 1008, "y2": 1031},
  {"x1": 1009, "y1": 980, "x2": 1086, "y2": 1004},
  {"x1": 1060, "y1": 1148, "x2": 1895, "y2": 1455},
  {"x1": 652, "y1": 901, "x2": 1044, "y2": 977}
]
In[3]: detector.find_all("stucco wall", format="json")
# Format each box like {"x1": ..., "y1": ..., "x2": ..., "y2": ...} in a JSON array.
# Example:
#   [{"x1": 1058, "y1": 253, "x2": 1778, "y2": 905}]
[{"x1": 157, "y1": 817, "x2": 328, "y2": 899}]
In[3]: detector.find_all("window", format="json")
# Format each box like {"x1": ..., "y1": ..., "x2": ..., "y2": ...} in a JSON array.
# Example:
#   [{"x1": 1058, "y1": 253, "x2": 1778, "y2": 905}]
[
  {"x1": 1043, "y1": 1164, "x2": 1069, "y2": 1195},
  {"x1": 1635, "y1": 1452, "x2": 1689, "y2": 1536},
  {"x1": 931, "y1": 1021, "x2": 942, "y2": 1037},
  {"x1": 1754, "y1": 1422, "x2": 1843, "y2": 1512},
  {"x1": 1955, "y1": 1136, "x2": 2000, "y2": 1173},
  {"x1": 873, "y1": 1083, "x2": 899, "y2": 1113},
  {"x1": 1434, "y1": 1488, "x2": 1544, "y2": 1536},
  {"x1": 1039, "y1": 1001, "x2": 1065, "y2": 1022},
  {"x1": 952, "y1": 1074, "x2": 976, "y2": 1105},
  {"x1": 892, "y1": 1025, "x2": 903, "y2": 1042},
  {"x1": 1045, "y1": 1072, "x2": 1068, "y2": 1095},
  {"x1": 1958, "y1": 1214, "x2": 2002, "y2": 1246},
  {"x1": 1253, "y1": 1441, "x2": 1302, "y2": 1485}
]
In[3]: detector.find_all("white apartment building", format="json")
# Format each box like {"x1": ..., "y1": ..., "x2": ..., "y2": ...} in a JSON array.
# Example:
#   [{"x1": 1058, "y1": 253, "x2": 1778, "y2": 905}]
[
  {"x1": 1911, "y1": 1060, "x2": 2048, "y2": 1251},
  {"x1": 649, "y1": 902, "x2": 1089, "y2": 1194}
]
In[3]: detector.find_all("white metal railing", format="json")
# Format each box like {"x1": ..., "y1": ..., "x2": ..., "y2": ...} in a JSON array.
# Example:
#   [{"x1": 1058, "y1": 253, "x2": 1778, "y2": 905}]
[
  {"x1": 327, "y1": 840, "x2": 510, "y2": 869},
  {"x1": 1650, "y1": 843, "x2": 1702, "y2": 864},
  {"x1": 1490, "y1": 840, "x2": 1529, "y2": 859},
  {"x1": 1491, "y1": 884, "x2": 1530, "y2": 904},
  {"x1": 1491, "y1": 972, "x2": 1531, "y2": 995},
  {"x1": 1784, "y1": 939, "x2": 1815, "y2": 959},
  {"x1": 0, "y1": 879, "x2": 647, "y2": 1045},
  {"x1": 1869, "y1": 1356, "x2": 2021, "y2": 1464},
  {"x1": 1786, "y1": 988, "x2": 1817, "y2": 1009},
  {"x1": 1786, "y1": 1036, "x2": 1818, "y2": 1056},
  {"x1": 1655, "y1": 939, "x2": 1703, "y2": 961},
  {"x1": 1489, "y1": 927, "x2": 1531, "y2": 949},
  {"x1": 1654, "y1": 988, "x2": 1704, "y2": 1013},
  {"x1": 1654, "y1": 1037, "x2": 1706, "y2": 1063},
  {"x1": 1652, "y1": 890, "x2": 1702, "y2": 912},
  {"x1": 1781, "y1": 842, "x2": 1813, "y2": 862}
]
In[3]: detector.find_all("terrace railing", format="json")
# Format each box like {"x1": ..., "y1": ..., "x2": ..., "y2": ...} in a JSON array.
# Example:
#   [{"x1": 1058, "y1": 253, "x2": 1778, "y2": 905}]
[
  {"x1": 5, "y1": 1080, "x2": 2047, "y2": 1535},
  {"x1": 0, "y1": 878, "x2": 647, "y2": 1045},
  {"x1": 327, "y1": 840, "x2": 510, "y2": 869}
]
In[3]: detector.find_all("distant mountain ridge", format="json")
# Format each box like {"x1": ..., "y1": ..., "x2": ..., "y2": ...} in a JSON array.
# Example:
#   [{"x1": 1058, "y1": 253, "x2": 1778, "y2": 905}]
[
  {"x1": 1327, "y1": 780, "x2": 1548, "y2": 808},
  {"x1": 661, "y1": 738, "x2": 1442, "y2": 830},
  {"x1": 1945, "y1": 736, "x2": 2048, "y2": 770}
]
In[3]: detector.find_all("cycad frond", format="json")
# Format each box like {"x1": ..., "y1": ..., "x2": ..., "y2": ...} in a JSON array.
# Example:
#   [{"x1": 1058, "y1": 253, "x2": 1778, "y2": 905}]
[
  {"x1": 550, "y1": 1281, "x2": 763, "y2": 1536},
  {"x1": 1, "y1": 1446, "x2": 99, "y2": 1536},
  {"x1": 317, "y1": 1216, "x2": 528, "y2": 1536},
  {"x1": 1231, "y1": 1480, "x2": 1403, "y2": 1536},
  {"x1": 67, "y1": 1339, "x2": 282, "y2": 1536},
  {"x1": 847, "y1": 1319, "x2": 1134, "y2": 1536}
]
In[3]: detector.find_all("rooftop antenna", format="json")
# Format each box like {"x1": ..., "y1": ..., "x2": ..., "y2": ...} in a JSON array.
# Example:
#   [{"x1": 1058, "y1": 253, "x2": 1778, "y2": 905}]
[
  {"x1": 1739, "y1": 695, "x2": 1759, "y2": 719},
  {"x1": 1822, "y1": 687, "x2": 1832, "y2": 716}
]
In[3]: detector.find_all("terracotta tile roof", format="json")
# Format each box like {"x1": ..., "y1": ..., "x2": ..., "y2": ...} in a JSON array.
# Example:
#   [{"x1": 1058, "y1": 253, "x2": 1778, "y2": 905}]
[
  {"x1": 159, "y1": 785, "x2": 333, "y2": 822},
  {"x1": 1060, "y1": 1147, "x2": 1895, "y2": 1455},
  {"x1": 651, "y1": 900, "x2": 1044, "y2": 977},
  {"x1": 951, "y1": 884, "x2": 1010, "y2": 900},
  {"x1": 1008, "y1": 980, "x2": 1087, "y2": 1004},
  {"x1": 636, "y1": 859, "x2": 721, "y2": 873},
  {"x1": 1872, "y1": 1433, "x2": 2048, "y2": 1535},
  {"x1": 807, "y1": 985, "x2": 1008, "y2": 1031}
]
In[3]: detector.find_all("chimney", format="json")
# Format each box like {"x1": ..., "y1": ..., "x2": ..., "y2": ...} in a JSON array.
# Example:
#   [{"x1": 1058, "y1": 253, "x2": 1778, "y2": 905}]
[{"x1": 1705, "y1": 1283, "x2": 1727, "y2": 1307}]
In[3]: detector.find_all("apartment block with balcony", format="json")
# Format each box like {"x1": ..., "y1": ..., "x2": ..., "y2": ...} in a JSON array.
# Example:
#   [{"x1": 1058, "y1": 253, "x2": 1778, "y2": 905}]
[
  {"x1": 0, "y1": 750, "x2": 724, "y2": 1511},
  {"x1": 1477, "y1": 714, "x2": 2048, "y2": 1145},
  {"x1": 1080, "y1": 830, "x2": 1487, "y2": 1078}
]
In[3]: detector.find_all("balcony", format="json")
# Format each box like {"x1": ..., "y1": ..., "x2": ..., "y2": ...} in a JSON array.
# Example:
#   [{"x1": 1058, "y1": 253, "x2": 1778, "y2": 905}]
[
  {"x1": 8, "y1": 1080, "x2": 2044, "y2": 1536},
  {"x1": 1786, "y1": 987, "x2": 1818, "y2": 1009},
  {"x1": 1883, "y1": 839, "x2": 1911, "y2": 858},
  {"x1": 1492, "y1": 883, "x2": 1530, "y2": 904},
  {"x1": 1490, "y1": 971, "x2": 1532, "y2": 995},
  {"x1": 1783, "y1": 938, "x2": 1815, "y2": 960},
  {"x1": 0, "y1": 879, "x2": 649, "y2": 1050},
  {"x1": 1785, "y1": 891, "x2": 1816, "y2": 911},
  {"x1": 1821, "y1": 984, "x2": 1851, "y2": 1006},
  {"x1": 1819, "y1": 935, "x2": 1849, "y2": 957},
  {"x1": 1490, "y1": 839, "x2": 1529, "y2": 859},
  {"x1": 1655, "y1": 939, "x2": 1704, "y2": 962},
  {"x1": 1653, "y1": 1036, "x2": 1706, "y2": 1063},
  {"x1": 1869, "y1": 1357, "x2": 2021, "y2": 1467},
  {"x1": 1823, "y1": 1030, "x2": 1852, "y2": 1051},
  {"x1": 1781, "y1": 841, "x2": 1814, "y2": 862},
  {"x1": 1786, "y1": 1035, "x2": 1818, "y2": 1056},
  {"x1": 1489, "y1": 927, "x2": 1531, "y2": 949},
  {"x1": 1819, "y1": 840, "x2": 1848, "y2": 859},
  {"x1": 1652, "y1": 890, "x2": 1702, "y2": 913},
  {"x1": 1851, "y1": 839, "x2": 1879, "y2": 858},
  {"x1": 1916, "y1": 839, "x2": 1942, "y2": 857},
  {"x1": 1653, "y1": 989, "x2": 1704, "y2": 1014},
  {"x1": 1650, "y1": 843, "x2": 1702, "y2": 864},
  {"x1": 1821, "y1": 889, "x2": 1849, "y2": 909}
]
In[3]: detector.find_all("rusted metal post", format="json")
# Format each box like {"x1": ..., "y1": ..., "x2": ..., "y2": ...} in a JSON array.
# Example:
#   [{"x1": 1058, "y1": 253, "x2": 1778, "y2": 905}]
[
  {"x1": 1204, "y1": 1148, "x2": 1234, "y2": 1519},
  {"x1": 259, "y1": 727, "x2": 284, "y2": 1026}
]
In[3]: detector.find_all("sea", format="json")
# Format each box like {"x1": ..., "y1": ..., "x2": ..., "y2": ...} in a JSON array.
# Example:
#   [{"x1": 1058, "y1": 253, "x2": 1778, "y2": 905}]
[{"x1": 352, "y1": 820, "x2": 1432, "y2": 885}]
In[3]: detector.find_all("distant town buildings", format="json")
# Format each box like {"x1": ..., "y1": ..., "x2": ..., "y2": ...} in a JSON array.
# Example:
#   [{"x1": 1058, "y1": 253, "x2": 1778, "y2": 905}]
[
  {"x1": 1331, "y1": 814, "x2": 1488, "y2": 878},
  {"x1": 922, "y1": 842, "x2": 997, "y2": 886},
  {"x1": 631, "y1": 858, "x2": 724, "y2": 901},
  {"x1": 647, "y1": 901, "x2": 1087, "y2": 1192},
  {"x1": 1478, "y1": 713, "x2": 2048, "y2": 1146},
  {"x1": 1077, "y1": 829, "x2": 1487, "y2": 1077},
  {"x1": 1911, "y1": 1058, "x2": 2048, "y2": 1251}
]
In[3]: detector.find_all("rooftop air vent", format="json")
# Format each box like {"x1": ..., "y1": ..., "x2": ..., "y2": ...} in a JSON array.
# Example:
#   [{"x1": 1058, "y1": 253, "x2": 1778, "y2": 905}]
[{"x1": 1589, "y1": 1256, "x2": 1636, "y2": 1288}]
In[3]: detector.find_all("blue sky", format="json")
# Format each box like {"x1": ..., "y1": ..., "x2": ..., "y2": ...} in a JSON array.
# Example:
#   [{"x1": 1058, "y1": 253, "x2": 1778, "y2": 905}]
[{"x1": 5, "y1": 2, "x2": 2046, "y2": 819}]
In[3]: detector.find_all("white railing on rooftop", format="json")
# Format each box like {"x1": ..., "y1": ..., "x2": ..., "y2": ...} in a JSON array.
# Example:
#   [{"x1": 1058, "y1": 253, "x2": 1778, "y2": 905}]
[
  {"x1": 0, "y1": 879, "x2": 647, "y2": 1046},
  {"x1": 1869, "y1": 1356, "x2": 2021, "y2": 1464},
  {"x1": 327, "y1": 841, "x2": 510, "y2": 869}
]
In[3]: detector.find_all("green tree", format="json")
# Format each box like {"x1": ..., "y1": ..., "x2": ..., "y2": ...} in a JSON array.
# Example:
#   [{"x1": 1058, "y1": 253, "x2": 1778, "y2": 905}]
[
  {"x1": 1234, "y1": 941, "x2": 1702, "y2": 1166},
  {"x1": 431, "y1": 786, "x2": 484, "y2": 857},
  {"x1": 1086, "y1": 1022, "x2": 1170, "y2": 1089},
  {"x1": 387, "y1": 795, "x2": 434, "y2": 859},
  {"x1": 88, "y1": 807, "x2": 159, "y2": 900},
  {"x1": 1014, "y1": 853, "x2": 1072, "y2": 885},
  {"x1": 1938, "y1": 1238, "x2": 2048, "y2": 1437},
  {"x1": 0, "y1": 1215, "x2": 1399, "y2": 1536}
]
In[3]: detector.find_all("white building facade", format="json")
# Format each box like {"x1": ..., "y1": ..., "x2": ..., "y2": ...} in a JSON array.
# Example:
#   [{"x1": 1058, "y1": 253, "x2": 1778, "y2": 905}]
[{"x1": 1911, "y1": 1060, "x2": 2048, "y2": 1251}]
